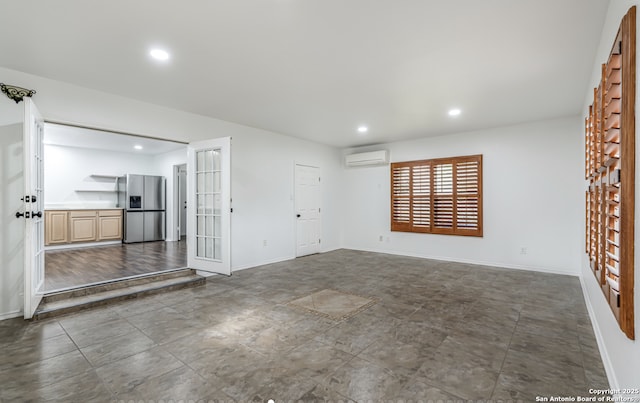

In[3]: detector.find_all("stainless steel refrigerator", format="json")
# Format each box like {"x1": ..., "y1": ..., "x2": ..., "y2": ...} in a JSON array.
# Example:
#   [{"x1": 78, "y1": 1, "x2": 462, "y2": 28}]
[{"x1": 118, "y1": 174, "x2": 166, "y2": 243}]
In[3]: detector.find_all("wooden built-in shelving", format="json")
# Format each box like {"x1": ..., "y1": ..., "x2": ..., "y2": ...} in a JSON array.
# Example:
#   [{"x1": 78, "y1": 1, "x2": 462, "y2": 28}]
[{"x1": 584, "y1": 6, "x2": 635, "y2": 340}]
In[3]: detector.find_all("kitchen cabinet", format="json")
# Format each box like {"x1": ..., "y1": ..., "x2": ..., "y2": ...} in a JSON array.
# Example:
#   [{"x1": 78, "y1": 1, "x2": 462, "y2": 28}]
[
  {"x1": 45, "y1": 211, "x2": 69, "y2": 245},
  {"x1": 98, "y1": 210, "x2": 123, "y2": 241},
  {"x1": 70, "y1": 211, "x2": 98, "y2": 243},
  {"x1": 45, "y1": 209, "x2": 123, "y2": 246}
]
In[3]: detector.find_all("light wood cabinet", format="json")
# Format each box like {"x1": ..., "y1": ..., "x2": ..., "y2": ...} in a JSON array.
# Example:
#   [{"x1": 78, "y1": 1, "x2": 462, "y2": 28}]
[
  {"x1": 45, "y1": 209, "x2": 123, "y2": 246},
  {"x1": 70, "y1": 210, "x2": 98, "y2": 243},
  {"x1": 45, "y1": 211, "x2": 69, "y2": 245},
  {"x1": 98, "y1": 210, "x2": 123, "y2": 241}
]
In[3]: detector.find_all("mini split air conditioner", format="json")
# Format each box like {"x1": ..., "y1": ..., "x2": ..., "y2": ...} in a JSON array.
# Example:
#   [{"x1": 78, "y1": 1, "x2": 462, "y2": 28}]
[{"x1": 345, "y1": 150, "x2": 390, "y2": 167}]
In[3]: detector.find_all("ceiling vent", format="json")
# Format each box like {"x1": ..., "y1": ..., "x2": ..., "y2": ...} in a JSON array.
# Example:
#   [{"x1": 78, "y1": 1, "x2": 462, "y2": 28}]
[{"x1": 345, "y1": 150, "x2": 389, "y2": 167}]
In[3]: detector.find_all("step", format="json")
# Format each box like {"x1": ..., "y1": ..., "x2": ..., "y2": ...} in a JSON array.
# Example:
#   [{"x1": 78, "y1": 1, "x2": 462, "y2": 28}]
[
  {"x1": 43, "y1": 268, "x2": 198, "y2": 303},
  {"x1": 33, "y1": 269, "x2": 205, "y2": 320}
]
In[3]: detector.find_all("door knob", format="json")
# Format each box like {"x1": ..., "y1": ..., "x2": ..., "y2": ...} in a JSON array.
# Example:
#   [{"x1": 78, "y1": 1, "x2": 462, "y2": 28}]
[
  {"x1": 31, "y1": 211, "x2": 42, "y2": 218},
  {"x1": 15, "y1": 211, "x2": 30, "y2": 219},
  {"x1": 15, "y1": 211, "x2": 25, "y2": 218},
  {"x1": 296, "y1": 214, "x2": 301, "y2": 218}
]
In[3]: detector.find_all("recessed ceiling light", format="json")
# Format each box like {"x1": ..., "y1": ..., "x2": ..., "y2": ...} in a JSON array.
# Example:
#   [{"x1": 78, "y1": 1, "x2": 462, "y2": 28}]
[
  {"x1": 357, "y1": 126, "x2": 368, "y2": 133},
  {"x1": 448, "y1": 108, "x2": 461, "y2": 116},
  {"x1": 134, "y1": 145, "x2": 143, "y2": 150},
  {"x1": 150, "y1": 49, "x2": 170, "y2": 61}
]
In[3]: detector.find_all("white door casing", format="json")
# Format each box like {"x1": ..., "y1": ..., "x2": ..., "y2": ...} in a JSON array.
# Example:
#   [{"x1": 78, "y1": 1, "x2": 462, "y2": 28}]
[
  {"x1": 187, "y1": 137, "x2": 231, "y2": 275},
  {"x1": 173, "y1": 163, "x2": 188, "y2": 240},
  {"x1": 295, "y1": 164, "x2": 321, "y2": 257},
  {"x1": 178, "y1": 166, "x2": 187, "y2": 237},
  {"x1": 23, "y1": 99, "x2": 45, "y2": 319}
]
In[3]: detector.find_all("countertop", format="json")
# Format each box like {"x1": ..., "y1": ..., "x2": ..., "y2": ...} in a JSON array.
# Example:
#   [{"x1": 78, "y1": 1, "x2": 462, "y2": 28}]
[{"x1": 44, "y1": 206, "x2": 124, "y2": 211}]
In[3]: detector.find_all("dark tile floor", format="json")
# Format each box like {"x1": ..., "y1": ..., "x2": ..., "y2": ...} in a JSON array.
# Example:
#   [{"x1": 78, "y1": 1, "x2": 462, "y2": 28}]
[
  {"x1": 44, "y1": 240, "x2": 187, "y2": 291},
  {"x1": 1, "y1": 249, "x2": 608, "y2": 402}
]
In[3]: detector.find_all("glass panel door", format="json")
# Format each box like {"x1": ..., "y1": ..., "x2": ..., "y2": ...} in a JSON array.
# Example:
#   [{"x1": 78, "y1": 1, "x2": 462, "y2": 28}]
[
  {"x1": 23, "y1": 98, "x2": 45, "y2": 319},
  {"x1": 187, "y1": 138, "x2": 231, "y2": 275},
  {"x1": 195, "y1": 149, "x2": 222, "y2": 260}
]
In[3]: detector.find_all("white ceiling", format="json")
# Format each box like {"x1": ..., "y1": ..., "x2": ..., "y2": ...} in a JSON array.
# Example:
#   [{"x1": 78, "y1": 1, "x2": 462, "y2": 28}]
[
  {"x1": 44, "y1": 123, "x2": 186, "y2": 155},
  {"x1": 0, "y1": 0, "x2": 609, "y2": 148}
]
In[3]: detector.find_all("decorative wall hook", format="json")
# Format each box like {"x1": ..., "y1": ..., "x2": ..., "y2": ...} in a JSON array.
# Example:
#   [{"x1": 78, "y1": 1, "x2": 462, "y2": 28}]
[{"x1": 0, "y1": 83, "x2": 36, "y2": 103}]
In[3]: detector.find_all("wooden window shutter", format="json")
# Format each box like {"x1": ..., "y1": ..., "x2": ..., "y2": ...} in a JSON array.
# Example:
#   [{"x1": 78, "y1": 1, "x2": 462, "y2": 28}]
[
  {"x1": 433, "y1": 162, "x2": 454, "y2": 231},
  {"x1": 391, "y1": 165, "x2": 411, "y2": 232},
  {"x1": 391, "y1": 154, "x2": 482, "y2": 237},
  {"x1": 411, "y1": 163, "x2": 431, "y2": 232},
  {"x1": 584, "y1": 6, "x2": 635, "y2": 340},
  {"x1": 456, "y1": 157, "x2": 482, "y2": 234}
]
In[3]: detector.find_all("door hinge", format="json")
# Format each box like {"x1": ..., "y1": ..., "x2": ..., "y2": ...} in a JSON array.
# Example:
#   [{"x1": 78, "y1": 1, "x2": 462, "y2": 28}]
[
  {"x1": 318, "y1": 177, "x2": 321, "y2": 182},
  {"x1": 318, "y1": 208, "x2": 321, "y2": 213},
  {"x1": 319, "y1": 238, "x2": 321, "y2": 244}
]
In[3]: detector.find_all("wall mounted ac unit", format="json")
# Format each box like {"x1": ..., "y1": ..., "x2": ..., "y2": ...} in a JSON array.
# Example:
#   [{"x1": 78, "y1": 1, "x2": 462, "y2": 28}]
[{"x1": 345, "y1": 150, "x2": 390, "y2": 167}]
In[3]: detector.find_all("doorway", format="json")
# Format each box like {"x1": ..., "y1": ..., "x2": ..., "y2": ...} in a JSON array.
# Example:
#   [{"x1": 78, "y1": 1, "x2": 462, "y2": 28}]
[
  {"x1": 174, "y1": 164, "x2": 187, "y2": 241},
  {"x1": 295, "y1": 164, "x2": 321, "y2": 257},
  {"x1": 41, "y1": 123, "x2": 189, "y2": 292}
]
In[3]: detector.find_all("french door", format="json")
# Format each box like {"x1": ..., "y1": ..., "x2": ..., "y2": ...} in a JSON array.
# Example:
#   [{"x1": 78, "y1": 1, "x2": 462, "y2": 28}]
[
  {"x1": 23, "y1": 99, "x2": 45, "y2": 319},
  {"x1": 295, "y1": 164, "x2": 321, "y2": 257},
  {"x1": 187, "y1": 138, "x2": 231, "y2": 275}
]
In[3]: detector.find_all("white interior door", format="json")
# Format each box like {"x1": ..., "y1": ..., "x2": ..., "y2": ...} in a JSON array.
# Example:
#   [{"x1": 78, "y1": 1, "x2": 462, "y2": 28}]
[
  {"x1": 187, "y1": 138, "x2": 231, "y2": 275},
  {"x1": 23, "y1": 99, "x2": 45, "y2": 319},
  {"x1": 295, "y1": 164, "x2": 321, "y2": 257}
]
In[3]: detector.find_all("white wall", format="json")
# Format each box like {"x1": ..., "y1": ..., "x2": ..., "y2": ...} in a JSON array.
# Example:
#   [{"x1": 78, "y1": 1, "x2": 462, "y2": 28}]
[
  {"x1": 231, "y1": 130, "x2": 342, "y2": 270},
  {"x1": 341, "y1": 117, "x2": 583, "y2": 276},
  {"x1": 580, "y1": 0, "x2": 640, "y2": 392},
  {"x1": 43, "y1": 145, "x2": 157, "y2": 207},
  {"x1": 0, "y1": 66, "x2": 342, "y2": 318},
  {"x1": 0, "y1": 112, "x2": 24, "y2": 319}
]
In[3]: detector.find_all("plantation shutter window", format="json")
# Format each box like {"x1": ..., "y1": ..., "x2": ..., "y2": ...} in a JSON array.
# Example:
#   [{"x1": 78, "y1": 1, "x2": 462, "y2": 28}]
[
  {"x1": 391, "y1": 154, "x2": 482, "y2": 237},
  {"x1": 412, "y1": 164, "x2": 431, "y2": 230},
  {"x1": 391, "y1": 165, "x2": 412, "y2": 231},
  {"x1": 584, "y1": 6, "x2": 635, "y2": 340}
]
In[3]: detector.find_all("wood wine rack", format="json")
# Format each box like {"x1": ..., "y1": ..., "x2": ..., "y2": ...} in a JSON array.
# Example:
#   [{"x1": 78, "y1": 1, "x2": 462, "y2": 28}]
[{"x1": 585, "y1": 6, "x2": 635, "y2": 340}]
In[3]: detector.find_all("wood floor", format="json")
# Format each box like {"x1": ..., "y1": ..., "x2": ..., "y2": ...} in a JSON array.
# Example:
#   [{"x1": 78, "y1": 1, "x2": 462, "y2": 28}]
[{"x1": 44, "y1": 241, "x2": 187, "y2": 291}]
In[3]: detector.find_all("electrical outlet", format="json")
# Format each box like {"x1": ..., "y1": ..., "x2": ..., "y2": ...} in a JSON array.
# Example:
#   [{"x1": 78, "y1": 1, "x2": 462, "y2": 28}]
[
  {"x1": 379, "y1": 235, "x2": 384, "y2": 242},
  {"x1": 263, "y1": 239, "x2": 268, "y2": 247},
  {"x1": 520, "y1": 247, "x2": 527, "y2": 255}
]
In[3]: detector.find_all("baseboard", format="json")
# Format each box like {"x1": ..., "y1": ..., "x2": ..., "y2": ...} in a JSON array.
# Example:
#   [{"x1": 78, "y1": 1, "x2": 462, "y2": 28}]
[
  {"x1": 0, "y1": 310, "x2": 22, "y2": 321},
  {"x1": 342, "y1": 245, "x2": 580, "y2": 277},
  {"x1": 45, "y1": 240, "x2": 122, "y2": 251},
  {"x1": 320, "y1": 246, "x2": 341, "y2": 254},
  {"x1": 579, "y1": 273, "x2": 618, "y2": 390},
  {"x1": 229, "y1": 248, "x2": 341, "y2": 273},
  {"x1": 231, "y1": 255, "x2": 296, "y2": 272}
]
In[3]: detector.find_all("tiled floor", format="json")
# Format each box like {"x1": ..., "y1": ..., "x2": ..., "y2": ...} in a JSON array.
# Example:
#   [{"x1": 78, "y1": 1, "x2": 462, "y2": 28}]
[
  {"x1": 288, "y1": 289, "x2": 376, "y2": 320},
  {"x1": 45, "y1": 240, "x2": 187, "y2": 291},
  {"x1": 1, "y1": 249, "x2": 608, "y2": 402}
]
